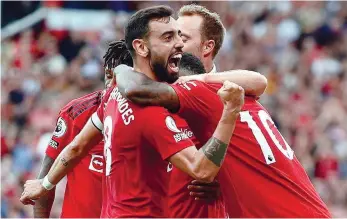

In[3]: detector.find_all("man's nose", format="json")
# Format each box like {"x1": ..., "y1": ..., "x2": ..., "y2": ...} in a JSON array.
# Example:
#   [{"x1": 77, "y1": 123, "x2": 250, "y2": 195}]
[{"x1": 175, "y1": 36, "x2": 184, "y2": 50}]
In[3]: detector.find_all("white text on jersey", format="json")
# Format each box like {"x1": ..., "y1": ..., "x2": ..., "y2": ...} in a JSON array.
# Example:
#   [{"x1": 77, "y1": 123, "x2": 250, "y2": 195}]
[{"x1": 109, "y1": 87, "x2": 135, "y2": 125}]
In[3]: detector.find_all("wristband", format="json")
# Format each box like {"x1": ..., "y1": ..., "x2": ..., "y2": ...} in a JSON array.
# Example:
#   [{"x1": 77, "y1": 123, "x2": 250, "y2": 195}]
[{"x1": 42, "y1": 176, "x2": 55, "y2": 190}]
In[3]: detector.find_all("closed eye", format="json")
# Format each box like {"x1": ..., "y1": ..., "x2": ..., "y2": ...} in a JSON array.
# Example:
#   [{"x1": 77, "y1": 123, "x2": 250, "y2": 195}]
[{"x1": 181, "y1": 35, "x2": 189, "y2": 43}]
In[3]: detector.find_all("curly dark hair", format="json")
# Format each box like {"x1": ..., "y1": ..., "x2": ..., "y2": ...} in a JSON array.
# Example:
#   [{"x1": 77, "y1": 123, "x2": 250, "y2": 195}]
[{"x1": 103, "y1": 39, "x2": 133, "y2": 70}]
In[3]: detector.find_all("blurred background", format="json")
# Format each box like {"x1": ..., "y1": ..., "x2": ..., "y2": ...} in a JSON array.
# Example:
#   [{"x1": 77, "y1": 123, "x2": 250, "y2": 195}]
[{"x1": 1, "y1": 1, "x2": 347, "y2": 218}]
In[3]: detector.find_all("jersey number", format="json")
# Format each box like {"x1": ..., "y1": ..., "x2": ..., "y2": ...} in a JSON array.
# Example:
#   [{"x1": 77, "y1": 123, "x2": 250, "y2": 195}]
[
  {"x1": 240, "y1": 110, "x2": 294, "y2": 164},
  {"x1": 104, "y1": 116, "x2": 112, "y2": 176}
]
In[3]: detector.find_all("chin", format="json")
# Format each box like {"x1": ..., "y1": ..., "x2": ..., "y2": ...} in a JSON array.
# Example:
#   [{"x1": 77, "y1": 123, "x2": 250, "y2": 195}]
[{"x1": 167, "y1": 74, "x2": 179, "y2": 84}]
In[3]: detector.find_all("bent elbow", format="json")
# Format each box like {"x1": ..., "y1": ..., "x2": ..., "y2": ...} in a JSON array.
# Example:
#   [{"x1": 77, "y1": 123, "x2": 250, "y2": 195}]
[
  {"x1": 69, "y1": 138, "x2": 86, "y2": 157},
  {"x1": 255, "y1": 74, "x2": 268, "y2": 96},
  {"x1": 260, "y1": 74, "x2": 268, "y2": 89}
]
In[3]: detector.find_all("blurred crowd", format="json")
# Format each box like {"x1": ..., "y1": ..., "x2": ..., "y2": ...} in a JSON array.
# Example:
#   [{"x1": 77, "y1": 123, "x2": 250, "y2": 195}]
[{"x1": 1, "y1": 1, "x2": 347, "y2": 218}]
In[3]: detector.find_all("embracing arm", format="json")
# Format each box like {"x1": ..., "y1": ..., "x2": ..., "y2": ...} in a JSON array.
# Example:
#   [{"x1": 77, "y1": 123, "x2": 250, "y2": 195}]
[
  {"x1": 178, "y1": 70, "x2": 267, "y2": 97},
  {"x1": 115, "y1": 65, "x2": 266, "y2": 112},
  {"x1": 206, "y1": 70, "x2": 267, "y2": 96},
  {"x1": 115, "y1": 64, "x2": 179, "y2": 112}
]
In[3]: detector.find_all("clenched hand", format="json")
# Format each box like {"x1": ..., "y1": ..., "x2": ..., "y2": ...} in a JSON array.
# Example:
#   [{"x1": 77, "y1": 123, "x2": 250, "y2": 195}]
[{"x1": 20, "y1": 179, "x2": 48, "y2": 205}]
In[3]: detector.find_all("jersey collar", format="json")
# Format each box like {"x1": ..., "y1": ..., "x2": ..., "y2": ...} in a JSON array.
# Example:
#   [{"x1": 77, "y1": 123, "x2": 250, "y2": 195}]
[{"x1": 209, "y1": 64, "x2": 217, "y2": 73}]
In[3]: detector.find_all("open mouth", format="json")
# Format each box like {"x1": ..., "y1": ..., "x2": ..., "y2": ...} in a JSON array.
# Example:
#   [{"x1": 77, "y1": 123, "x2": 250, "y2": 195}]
[{"x1": 168, "y1": 53, "x2": 182, "y2": 73}]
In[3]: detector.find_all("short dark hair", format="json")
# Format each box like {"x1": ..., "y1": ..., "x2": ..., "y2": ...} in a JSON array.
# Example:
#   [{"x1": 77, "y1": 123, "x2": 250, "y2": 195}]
[
  {"x1": 103, "y1": 40, "x2": 133, "y2": 70},
  {"x1": 125, "y1": 5, "x2": 174, "y2": 56},
  {"x1": 179, "y1": 53, "x2": 206, "y2": 75},
  {"x1": 178, "y1": 4, "x2": 225, "y2": 58}
]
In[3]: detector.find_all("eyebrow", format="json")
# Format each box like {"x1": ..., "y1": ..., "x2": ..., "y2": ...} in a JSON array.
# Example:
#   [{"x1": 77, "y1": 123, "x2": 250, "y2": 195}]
[{"x1": 161, "y1": 30, "x2": 174, "y2": 37}]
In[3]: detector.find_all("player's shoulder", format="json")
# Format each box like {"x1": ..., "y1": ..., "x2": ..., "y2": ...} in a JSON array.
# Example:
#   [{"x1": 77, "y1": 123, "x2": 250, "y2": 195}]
[
  {"x1": 60, "y1": 90, "x2": 103, "y2": 120},
  {"x1": 136, "y1": 106, "x2": 168, "y2": 116},
  {"x1": 136, "y1": 106, "x2": 181, "y2": 124},
  {"x1": 139, "y1": 106, "x2": 187, "y2": 131},
  {"x1": 172, "y1": 80, "x2": 211, "y2": 91},
  {"x1": 205, "y1": 82, "x2": 222, "y2": 91},
  {"x1": 242, "y1": 96, "x2": 266, "y2": 111}
]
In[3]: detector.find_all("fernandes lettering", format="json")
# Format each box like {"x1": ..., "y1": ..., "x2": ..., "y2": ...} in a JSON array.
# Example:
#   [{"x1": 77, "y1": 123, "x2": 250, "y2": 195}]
[{"x1": 106, "y1": 87, "x2": 135, "y2": 125}]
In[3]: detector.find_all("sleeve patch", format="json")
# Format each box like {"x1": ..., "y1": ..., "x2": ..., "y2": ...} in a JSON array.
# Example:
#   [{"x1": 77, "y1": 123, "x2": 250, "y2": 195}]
[
  {"x1": 165, "y1": 116, "x2": 181, "y2": 133},
  {"x1": 53, "y1": 117, "x2": 67, "y2": 138},
  {"x1": 165, "y1": 116, "x2": 192, "y2": 143},
  {"x1": 49, "y1": 139, "x2": 59, "y2": 149}
]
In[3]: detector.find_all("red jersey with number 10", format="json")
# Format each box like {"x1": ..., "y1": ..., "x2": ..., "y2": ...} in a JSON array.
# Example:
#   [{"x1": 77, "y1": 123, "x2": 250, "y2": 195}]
[
  {"x1": 46, "y1": 91, "x2": 104, "y2": 218},
  {"x1": 170, "y1": 81, "x2": 331, "y2": 218}
]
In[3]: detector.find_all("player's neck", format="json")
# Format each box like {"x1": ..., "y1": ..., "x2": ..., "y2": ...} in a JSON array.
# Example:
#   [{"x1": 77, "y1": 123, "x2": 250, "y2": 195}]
[
  {"x1": 203, "y1": 58, "x2": 214, "y2": 73},
  {"x1": 133, "y1": 59, "x2": 158, "y2": 81}
]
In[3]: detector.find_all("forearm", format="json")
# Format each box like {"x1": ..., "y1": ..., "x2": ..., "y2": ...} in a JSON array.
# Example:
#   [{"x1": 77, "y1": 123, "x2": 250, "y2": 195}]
[
  {"x1": 34, "y1": 156, "x2": 56, "y2": 218},
  {"x1": 115, "y1": 65, "x2": 179, "y2": 111},
  {"x1": 45, "y1": 120, "x2": 103, "y2": 186},
  {"x1": 171, "y1": 112, "x2": 239, "y2": 183},
  {"x1": 194, "y1": 112, "x2": 239, "y2": 181},
  {"x1": 46, "y1": 134, "x2": 94, "y2": 185},
  {"x1": 116, "y1": 66, "x2": 159, "y2": 104},
  {"x1": 204, "y1": 70, "x2": 267, "y2": 96},
  {"x1": 126, "y1": 86, "x2": 179, "y2": 112},
  {"x1": 115, "y1": 64, "x2": 145, "y2": 96}
]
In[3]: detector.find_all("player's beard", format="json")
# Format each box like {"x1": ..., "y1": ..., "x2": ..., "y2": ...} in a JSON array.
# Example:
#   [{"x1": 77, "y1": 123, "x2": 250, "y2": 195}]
[{"x1": 149, "y1": 50, "x2": 178, "y2": 84}]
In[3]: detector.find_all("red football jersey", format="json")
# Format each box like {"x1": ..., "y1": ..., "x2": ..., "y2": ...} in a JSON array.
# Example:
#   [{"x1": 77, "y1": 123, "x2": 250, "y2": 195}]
[
  {"x1": 46, "y1": 91, "x2": 104, "y2": 218},
  {"x1": 170, "y1": 81, "x2": 331, "y2": 218},
  {"x1": 91, "y1": 85, "x2": 194, "y2": 218}
]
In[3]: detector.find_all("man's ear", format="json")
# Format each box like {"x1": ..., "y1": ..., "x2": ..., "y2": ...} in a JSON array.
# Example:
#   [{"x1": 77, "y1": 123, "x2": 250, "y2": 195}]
[
  {"x1": 202, "y1": 40, "x2": 215, "y2": 57},
  {"x1": 132, "y1": 39, "x2": 149, "y2": 58}
]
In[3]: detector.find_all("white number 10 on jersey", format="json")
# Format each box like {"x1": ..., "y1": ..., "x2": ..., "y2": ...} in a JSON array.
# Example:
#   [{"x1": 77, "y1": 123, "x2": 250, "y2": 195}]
[{"x1": 240, "y1": 110, "x2": 294, "y2": 164}]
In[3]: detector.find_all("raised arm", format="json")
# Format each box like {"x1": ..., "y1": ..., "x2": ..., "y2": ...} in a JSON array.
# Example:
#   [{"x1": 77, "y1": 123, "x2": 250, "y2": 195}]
[
  {"x1": 170, "y1": 81, "x2": 243, "y2": 182},
  {"x1": 20, "y1": 119, "x2": 103, "y2": 205},
  {"x1": 115, "y1": 64, "x2": 180, "y2": 112},
  {"x1": 176, "y1": 70, "x2": 268, "y2": 97}
]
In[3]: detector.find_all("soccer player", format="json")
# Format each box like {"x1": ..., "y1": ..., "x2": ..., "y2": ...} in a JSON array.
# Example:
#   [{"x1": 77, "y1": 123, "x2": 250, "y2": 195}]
[
  {"x1": 177, "y1": 4, "x2": 224, "y2": 74},
  {"x1": 20, "y1": 6, "x2": 245, "y2": 218},
  {"x1": 32, "y1": 41, "x2": 133, "y2": 218},
  {"x1": 113, "y1": 51, "x2": 332, "y2": 217},
  {"x1": 114, "y1": 5, "x2": 268, "y2": 216}
]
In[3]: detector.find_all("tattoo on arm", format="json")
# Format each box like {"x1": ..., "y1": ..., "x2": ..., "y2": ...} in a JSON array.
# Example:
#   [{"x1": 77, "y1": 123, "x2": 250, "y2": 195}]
[
  {"x1": 136, "y1": 83, "x2": 180, "y2": 112},
  {"x1": 34, "y1": 155, "x2": 56, "y2": 218},
  {"x1": 122, "y1": 80, "x2": 179, "y2": 112},
  {"x1": 200, "y1": 137, "x2": 228, "y2": 167},
  {"x1": 60, "y1": 158, "x2": 68, "y2": 166}
]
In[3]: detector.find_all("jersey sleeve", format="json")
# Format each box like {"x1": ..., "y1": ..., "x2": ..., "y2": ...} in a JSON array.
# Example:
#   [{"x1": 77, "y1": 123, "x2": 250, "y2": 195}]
[
  {"x1": 91, "y1": 88, "x2": 111, "y2": 132},
  {"x1": 142, "y1": 107, "x2": 194, "y2": 160},
  {"x1": 170, "y1": 81, "x2": 222, "y2": 116},
  {"x1": 45, "y1": 112, "x2": 80, "y2": 159},
  {"x1": 91, "y1": 105, "x2": 104, "y2": 132}
]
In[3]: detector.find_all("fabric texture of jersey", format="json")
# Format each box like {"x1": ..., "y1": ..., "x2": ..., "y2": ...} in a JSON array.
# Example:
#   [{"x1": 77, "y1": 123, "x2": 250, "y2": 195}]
[
  {"x1": 45, "y1": 90, "x2": 104, "y2": 218},
  {"x1": 91, "y1": 85, "x2": 193, "y2": 218},
  {"x1": 170, "y1": 81, "x2": 331, "y2": 218}
]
